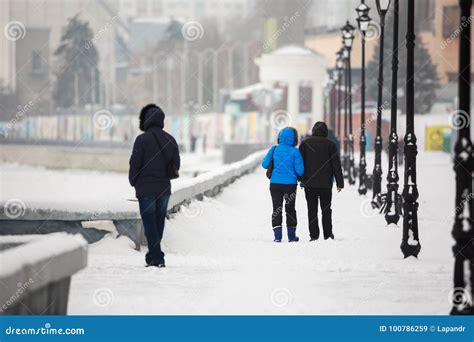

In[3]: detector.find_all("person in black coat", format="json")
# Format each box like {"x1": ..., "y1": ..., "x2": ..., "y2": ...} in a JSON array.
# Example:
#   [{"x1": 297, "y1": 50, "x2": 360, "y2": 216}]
[
  {"x1": 129, "y1": 104, "x2": 180, "y2": 268},
  {"x1": 299, "y1": 121, "x2": 344, "y2": 241}
]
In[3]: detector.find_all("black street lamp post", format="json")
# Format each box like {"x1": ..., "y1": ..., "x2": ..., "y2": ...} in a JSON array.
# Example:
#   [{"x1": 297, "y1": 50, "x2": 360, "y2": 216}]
[
  {"x1": 330, "y1": 68, "x2": 341, "y2": 133},
  {"x1": 342, "y1": 47, "x2": 349, "y2": 178},
  {"x1": 323, "y1": 79, "x2": 329, "y2": 126},
  {"x1": 400, "y1": 0, "x2": 421, "y2": 258},
  {"x1": 342, "y1": 21, "x2": 356, "y2": 185},
  {"x1": 382, "y1": 0, "x2": 402, "y2": 225},
  {"x1": 372, "y1": 0, "x2": 391, "y2": 209},
  {"x1": 356, "y1": 1, "x2": 371, "y2": 195},
  {"x1": 328, "y1": 74, "x2": 336, "y2": 133},
  {"x1": 336, "y1": 51, "x2": 344, "y2": 141},
  {"x1": 451, "y1": 0, "x2": 473, "y2": 315}
]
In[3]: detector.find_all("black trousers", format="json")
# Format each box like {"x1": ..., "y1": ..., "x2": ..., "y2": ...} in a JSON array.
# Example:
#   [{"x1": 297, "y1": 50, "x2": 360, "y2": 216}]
[
  {"x1": 138, "y1": 195, "x2": 170, "y2": 265},
  {"x1": 304, "y1": 187, "x2": 333, "y2": 239},
  {"x1": 270, "y1": 184, "x2": 297, "y2": 228}
]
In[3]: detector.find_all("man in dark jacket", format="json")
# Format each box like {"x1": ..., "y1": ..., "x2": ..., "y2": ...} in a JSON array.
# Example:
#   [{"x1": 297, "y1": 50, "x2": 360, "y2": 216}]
[
  {"x1": 129, "y1": 104, "x2": 180, "y2": 268},
  {"x1": 299, "y1": 121, "x2": 344, "y2": 241}
]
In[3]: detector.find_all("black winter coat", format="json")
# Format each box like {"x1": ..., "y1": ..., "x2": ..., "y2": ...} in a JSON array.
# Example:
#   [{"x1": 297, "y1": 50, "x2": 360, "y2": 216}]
[
  {"x1": 128, "y1": 108, "x2": 180, "y2": 198},
  {"x1": 299, "y1": 122, "x2": 344, "y2": 189}
]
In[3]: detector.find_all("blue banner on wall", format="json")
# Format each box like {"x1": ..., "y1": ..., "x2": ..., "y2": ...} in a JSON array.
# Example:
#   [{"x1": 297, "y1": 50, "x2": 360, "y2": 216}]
[{"x1": 0, "y1": 316, "x2": 473, "y2": 342}]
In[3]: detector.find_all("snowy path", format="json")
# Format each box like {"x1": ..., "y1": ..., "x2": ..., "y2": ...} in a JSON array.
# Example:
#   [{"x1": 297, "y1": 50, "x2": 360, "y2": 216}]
[{"x1": 69, "y1": 152, "x2": 454, "y2": 315}]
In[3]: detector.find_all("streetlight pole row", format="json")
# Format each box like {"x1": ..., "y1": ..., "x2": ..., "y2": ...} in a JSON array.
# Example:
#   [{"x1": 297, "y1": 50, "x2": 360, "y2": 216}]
[
  {"x1": 451, "y1": 0, "x2": 473, "y2": 315},
  {"x1": 355, "y1": 0, "x2": 421, "y2": 260}
]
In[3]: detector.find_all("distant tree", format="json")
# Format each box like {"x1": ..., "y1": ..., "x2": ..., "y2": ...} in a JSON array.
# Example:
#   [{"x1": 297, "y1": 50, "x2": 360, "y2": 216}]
[
  {"x1": 53, "y1": 15, "x2": 99, "y2": 108},
  {"x1": 366, "y1": 9, "x2": 439, "y2": 114}
]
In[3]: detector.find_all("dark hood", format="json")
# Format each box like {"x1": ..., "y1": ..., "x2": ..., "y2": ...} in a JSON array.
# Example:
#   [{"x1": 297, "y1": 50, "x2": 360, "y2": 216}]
[
  {"x1": 141, "y1": 105, "x2": 165, "y2": 131},
  {"x1": 312, "y1": 121, "x2": 328, "y2": 137}
]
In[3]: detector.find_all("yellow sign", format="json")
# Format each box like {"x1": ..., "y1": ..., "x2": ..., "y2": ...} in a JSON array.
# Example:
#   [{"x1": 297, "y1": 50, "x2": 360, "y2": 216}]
[{"x1": 425, "y1": 125, "x2": 450, "y2": 151}]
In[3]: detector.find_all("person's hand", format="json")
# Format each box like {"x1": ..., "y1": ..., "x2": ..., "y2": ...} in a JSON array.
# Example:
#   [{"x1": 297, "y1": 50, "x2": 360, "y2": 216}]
[{"x1": 337, "y1": 187, "x2": 343, "y2": 192}]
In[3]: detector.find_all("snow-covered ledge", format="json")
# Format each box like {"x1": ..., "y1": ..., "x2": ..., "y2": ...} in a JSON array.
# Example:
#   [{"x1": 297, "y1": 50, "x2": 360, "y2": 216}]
[
  {"x1": 0, "y1": 151, "x2": 265, "y2": 221},
  {"x1": 0, "y1": 151, "x2": 266, "y2": 246},
  {"x1": 0, "y1": 233, "x2": 87, "y2": 315}
]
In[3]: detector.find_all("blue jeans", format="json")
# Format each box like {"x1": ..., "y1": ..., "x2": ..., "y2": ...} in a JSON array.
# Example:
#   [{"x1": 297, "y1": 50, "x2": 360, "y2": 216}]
[{"x1": 138, "y1": 195, "x2": 170, "y2": 265}]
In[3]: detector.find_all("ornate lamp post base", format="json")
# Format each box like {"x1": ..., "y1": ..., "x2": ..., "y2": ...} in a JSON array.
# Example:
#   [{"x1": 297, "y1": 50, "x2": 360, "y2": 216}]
[
  {"x1": 400, "y1": 240, "x2": 421, "y2": 258},
  {"x1": 348, "y1": 135, "x2": 356, "y2": 185},
  {"x1": 381, "y1": 132, "x2": 403, "y2": 225},
  {"x1": 358, "y1": 135, "x2": 368, "y2": 195},
  {"x1": 343, "y1": 137, "x2": 350, "y2": 178},
  {"x1": 400, "y1": 132, "x2": 421, "y2": 258}
]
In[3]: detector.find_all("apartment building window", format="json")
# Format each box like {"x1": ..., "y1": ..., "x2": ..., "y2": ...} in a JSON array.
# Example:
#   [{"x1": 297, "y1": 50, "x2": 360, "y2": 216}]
[
  {"x1": 299, "y1": 85, "x2": 312, "y2": 114},
  {"x1": 31, "y1": 50, "x2": 43, "y2": 74},
  {"x1": 442, "y1": 5, "x2": 459, "y2": 39}
]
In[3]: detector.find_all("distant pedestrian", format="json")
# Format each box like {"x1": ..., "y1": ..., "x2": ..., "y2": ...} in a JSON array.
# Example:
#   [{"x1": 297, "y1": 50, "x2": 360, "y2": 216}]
[
  {"x1": 262, "y1": 127, "x2": 304, "y2": 243},
  {"x1": 299, "y1": 122, "x2": 344, "y2": 241},
  {"x1": 129, "y1": 104, "x2": 180, "y2": 268}
]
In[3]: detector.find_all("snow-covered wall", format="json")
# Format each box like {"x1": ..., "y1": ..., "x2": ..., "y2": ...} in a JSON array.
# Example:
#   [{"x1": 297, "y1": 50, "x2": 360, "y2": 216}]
[
  {"x1": 0, "y1": 150, "x2": 266, "y2": 221},
  {"x1": 0, "y1": 233, "x2": 87, "y2": 314}
]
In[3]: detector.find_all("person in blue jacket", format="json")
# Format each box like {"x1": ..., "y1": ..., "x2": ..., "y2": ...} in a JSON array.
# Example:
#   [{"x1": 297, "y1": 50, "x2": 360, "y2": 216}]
[{"x1": 262, "y1": 127, "x2": 304, "y2": 242}]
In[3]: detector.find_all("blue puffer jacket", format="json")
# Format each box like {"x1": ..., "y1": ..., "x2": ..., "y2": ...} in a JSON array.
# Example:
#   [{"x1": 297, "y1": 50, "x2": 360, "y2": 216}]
[{"x1": 262, "y1": 127, "x2": 304, "y2": 184}]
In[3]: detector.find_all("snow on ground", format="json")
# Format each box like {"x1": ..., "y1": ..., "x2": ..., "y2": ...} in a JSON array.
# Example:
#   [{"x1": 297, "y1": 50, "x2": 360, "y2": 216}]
[
  {"x1": 0, "y1": 149, "x2": 222, "y2": 213},
  {"x1": 68, "y1": 151, "x2": 454, "y2": 315}
]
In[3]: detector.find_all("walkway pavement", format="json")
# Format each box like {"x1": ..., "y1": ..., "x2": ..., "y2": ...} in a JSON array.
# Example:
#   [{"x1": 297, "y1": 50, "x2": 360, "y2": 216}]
[{"x1": 69, "y1": 152, "x2": 453, "y2": 315}]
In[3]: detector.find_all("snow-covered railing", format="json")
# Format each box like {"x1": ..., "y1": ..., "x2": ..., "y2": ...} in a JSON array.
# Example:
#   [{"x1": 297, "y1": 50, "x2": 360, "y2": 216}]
[
  {"x1": 0, "y1": 151, "x2": 266, "y2": 246},
  {"x1": 167, "y1": 150, "x2": 265, "y2": 210},
  {"x1": 0, "y1": 233, "x2": 87, "y2": 315}
]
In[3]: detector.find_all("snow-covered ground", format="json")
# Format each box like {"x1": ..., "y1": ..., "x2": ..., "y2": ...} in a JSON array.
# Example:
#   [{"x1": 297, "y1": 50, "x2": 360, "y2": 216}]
[{"x1": 67, "y1": 151, "x2": 455, "y2": 315}]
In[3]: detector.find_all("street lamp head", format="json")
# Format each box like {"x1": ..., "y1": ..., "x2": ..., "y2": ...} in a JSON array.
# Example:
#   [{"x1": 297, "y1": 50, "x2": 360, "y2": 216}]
[
  {"x1": 356, "y1": 1, "x2": 371, "y2": 33},
  {"x1": 375, "y1": 0, "x2": 391, "y2": 16},
  {"x1": 341, "y1": 20, "x2": 355, "y2": 48},
  {"x1": 356, "y1": 1, "x2": 370, "y2": 19},
  {"x1": 357, "y1": 13, "x2": 371, "y2": 34}
]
